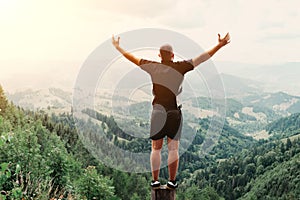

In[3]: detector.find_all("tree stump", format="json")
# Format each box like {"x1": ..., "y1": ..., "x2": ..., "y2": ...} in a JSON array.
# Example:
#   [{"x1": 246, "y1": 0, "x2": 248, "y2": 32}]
[{"x1": 151, "y1": 185, "x2": 176, "y2": 200}]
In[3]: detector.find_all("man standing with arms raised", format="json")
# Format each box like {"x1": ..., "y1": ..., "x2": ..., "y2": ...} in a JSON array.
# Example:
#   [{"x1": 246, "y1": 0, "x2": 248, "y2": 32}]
[{"x1": 112, "y1": 32, "x2": 230, "y2": 189}]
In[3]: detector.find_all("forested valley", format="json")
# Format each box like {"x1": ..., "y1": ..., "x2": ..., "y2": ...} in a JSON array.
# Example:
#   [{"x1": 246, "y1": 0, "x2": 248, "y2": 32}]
[{"x1": 1, "y1": 85, "x2": 300, "y2": 199}]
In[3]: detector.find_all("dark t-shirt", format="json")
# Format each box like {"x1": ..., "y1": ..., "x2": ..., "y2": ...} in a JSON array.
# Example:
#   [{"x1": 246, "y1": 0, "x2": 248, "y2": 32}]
[{"x1": 139, "y1": 59, "x2": 194, "y2": 110}]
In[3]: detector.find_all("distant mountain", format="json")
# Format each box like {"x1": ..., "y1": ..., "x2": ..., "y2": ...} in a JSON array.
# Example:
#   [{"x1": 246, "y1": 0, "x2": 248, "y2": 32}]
[
  {"x1": 182, "y1": 91, "x2": 300, "y2": 136},
  {"x1": 219, "y1": 73, "x2": 263, "y2": 97},
  {"x1": 7, "y1": 88, "x2": 72, "y2": 113},
  {"x1": 242, "y1": 91, "x2": 300, "y2": 114},
  {"x1": 216, "y1": 61, "x2": 300, "y2": 96},
  {"x1": 250, "y1": 62, "x2": 300, "y2": 94},
  {"x1": 6, "y1": 79, "x2": 300, "y2": 138},
  {"x1": 112, "y1": 91, "x2": 299, "y2": 138},
  {"x1": 6, "y1": 72, "x2": 262, "y2": 112},
  {"x1": 182, "y1": 73, "x2": 263, "y2": 99}
]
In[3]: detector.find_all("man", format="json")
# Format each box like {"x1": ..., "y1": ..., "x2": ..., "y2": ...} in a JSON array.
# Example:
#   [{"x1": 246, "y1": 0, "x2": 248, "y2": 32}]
[{"x1": 112, "y1": 32, "x2": 230, "y2": 189}]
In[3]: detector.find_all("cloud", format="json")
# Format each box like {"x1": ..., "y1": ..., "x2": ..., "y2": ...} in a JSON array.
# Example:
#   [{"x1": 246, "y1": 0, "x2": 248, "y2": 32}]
[
  {"x1": 1, "y1": 0, "x2": 300, "y2": 72},
  {"x1": 260, "y1": 33, "x2": 300, "y2": 41},
  {"x1": 152, "y1": 1, "x2": 206, "y2": 29},
  {"x1": 83, "y1": 0, "x2": 178, "y2": 19},
  {"x1": 83, "y1": 0, "x2": 225, "y2": 29}
]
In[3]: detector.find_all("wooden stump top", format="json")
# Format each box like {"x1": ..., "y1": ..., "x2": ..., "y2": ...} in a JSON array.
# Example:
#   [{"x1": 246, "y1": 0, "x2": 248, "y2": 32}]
[{"x1": 151, "y1": 185, "x2": 176, "y2": 200}]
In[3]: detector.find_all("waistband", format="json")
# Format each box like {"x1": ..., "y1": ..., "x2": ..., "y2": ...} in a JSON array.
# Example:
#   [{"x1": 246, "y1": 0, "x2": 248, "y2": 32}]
[{"x1": 153, "y1": 104, "x2": 182, "y2": 111}]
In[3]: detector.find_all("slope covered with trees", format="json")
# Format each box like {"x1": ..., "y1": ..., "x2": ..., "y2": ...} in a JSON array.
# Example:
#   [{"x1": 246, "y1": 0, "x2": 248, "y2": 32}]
[
  {"x1": 180, "y1": 128, "x2": 300, "y2": 199},
  {"x1": 0, "y1": 85, "x2": 149, "y2": 199},
  {"x1": 1, "y1": 84, "x2": 300, "y2": 199},
  {"x1": 267, "y1": 113, "x2": 300, "y2": 139}
]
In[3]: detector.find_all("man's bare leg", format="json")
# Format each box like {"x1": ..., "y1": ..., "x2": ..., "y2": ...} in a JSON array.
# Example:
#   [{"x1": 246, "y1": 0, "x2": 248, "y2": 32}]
[
  {"x1": 150, "y1": 138, "x2": 163, "y2": 181},
  {"x1": 167, "y1": 137, "x2": 179, "y2": 181}
]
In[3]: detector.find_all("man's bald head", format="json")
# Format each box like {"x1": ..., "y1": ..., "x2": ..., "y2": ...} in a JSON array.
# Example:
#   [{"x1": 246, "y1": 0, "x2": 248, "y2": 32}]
[{"x1": 159, "y1": 44, "x2": 174, "y2": 61}]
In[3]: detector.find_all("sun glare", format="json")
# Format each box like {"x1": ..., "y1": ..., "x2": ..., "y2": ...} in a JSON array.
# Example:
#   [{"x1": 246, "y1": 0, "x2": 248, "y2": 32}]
[
  {"x1": 0, "y1": 0, "x2": 16, "y2": 13},
  {"x1": 0, "y1": 0, "x2": 13, "y2": 7},
  {"x1": 0, "y1": 0, "x2": 20, "y2": 21}
]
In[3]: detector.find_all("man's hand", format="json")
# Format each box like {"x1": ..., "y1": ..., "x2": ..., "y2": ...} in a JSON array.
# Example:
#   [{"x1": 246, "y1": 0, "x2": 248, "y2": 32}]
[
  {"x1": 111, "y1": 34, "x2": 141, "y2": 66},
  {"x1": 112, "y1": 35, "x2": 120, "y2": 48},
  {"x1": 192, "y1": 32, "x2": 231, "y2": 67},
  {"x1": 218, "y1": 33, "x2": 231, "y2": 47}
]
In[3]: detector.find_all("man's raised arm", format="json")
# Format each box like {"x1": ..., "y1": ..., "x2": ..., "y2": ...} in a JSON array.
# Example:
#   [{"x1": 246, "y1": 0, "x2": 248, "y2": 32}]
[
  {"x1": 112, "y1": 35, "x2": 141, "y2": 66},
  {"x1": 192, "y1": 33, "x2": 231, "y2": 68}
]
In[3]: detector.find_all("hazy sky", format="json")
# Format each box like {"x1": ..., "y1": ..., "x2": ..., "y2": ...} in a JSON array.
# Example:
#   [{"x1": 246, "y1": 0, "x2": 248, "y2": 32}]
[{"x1": 0, "y1": 0, "x2": 299, "y2": 91}]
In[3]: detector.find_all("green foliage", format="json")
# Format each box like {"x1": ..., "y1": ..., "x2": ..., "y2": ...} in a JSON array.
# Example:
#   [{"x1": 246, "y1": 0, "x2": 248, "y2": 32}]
[
  {"x1": 75, "y1": 166, "x2": 117, "y2": 200},
  {"x1": 178, "y1": 185, "x2": 224, "y2": 200},
  {"x1": 0, "y1": 85, "x2": 8, "y2": 115},
  {"x1": 241, "y1": 153, "x2": 300, "y2": 199},
  {"x1": 2, "y1": 86, "x2": 300, "y2": 199},
  {"x1": 129, "y1": 193, "x2": 140, "y2": 200},
  {"x1": 182, "y1": 136, "x2": 300, "y2": 199},
  {"x1": 0, "y1": 89, "x2": 152, "y2": 199},
  {"x1": 0, "y1": 97, "x2": 118, "y2": 199},
  {"x1": 267, "y1": 113, "x2": 300, "y2": 138}
]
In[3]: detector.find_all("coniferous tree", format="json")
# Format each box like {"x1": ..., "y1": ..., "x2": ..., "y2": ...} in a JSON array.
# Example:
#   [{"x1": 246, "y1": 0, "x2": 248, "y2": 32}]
[{"x1": 0, "y1": 85, "x2": 8, "y2": 115}]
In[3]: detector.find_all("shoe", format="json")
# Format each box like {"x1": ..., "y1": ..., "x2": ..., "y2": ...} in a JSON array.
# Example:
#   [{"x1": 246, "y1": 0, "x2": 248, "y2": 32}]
[
  {"x1": 167, "y1": 180, "x2": 178, "y2": 189},
  {"x1": 150, "y1": 180, "x2": 161, "y2": 188}
]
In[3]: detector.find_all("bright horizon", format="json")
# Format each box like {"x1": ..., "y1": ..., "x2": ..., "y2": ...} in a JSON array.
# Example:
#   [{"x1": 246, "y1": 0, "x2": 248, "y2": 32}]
[{"x1": 0, "y1": 0, "x2": 299, "y2": 91}]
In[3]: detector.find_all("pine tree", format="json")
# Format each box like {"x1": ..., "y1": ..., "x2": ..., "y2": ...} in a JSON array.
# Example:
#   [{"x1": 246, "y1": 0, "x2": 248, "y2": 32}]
[
  {"x1": 0, "y1": 85, "x2": 8, "y2": 115},
  {"x1": 286, "y1": 138, "x2": 292, "y2": 150}
]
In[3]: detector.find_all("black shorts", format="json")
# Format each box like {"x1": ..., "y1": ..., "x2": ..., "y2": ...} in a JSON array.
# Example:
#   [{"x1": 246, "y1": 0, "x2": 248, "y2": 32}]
[{"x1": 150, "y1": 104, "x2": 182, "y2": 140}]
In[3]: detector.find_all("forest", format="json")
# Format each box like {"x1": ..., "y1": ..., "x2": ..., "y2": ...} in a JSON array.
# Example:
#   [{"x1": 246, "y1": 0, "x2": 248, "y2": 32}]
[{"x1": 1, "y1": 84, "x2": 300, "y2": 199}]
